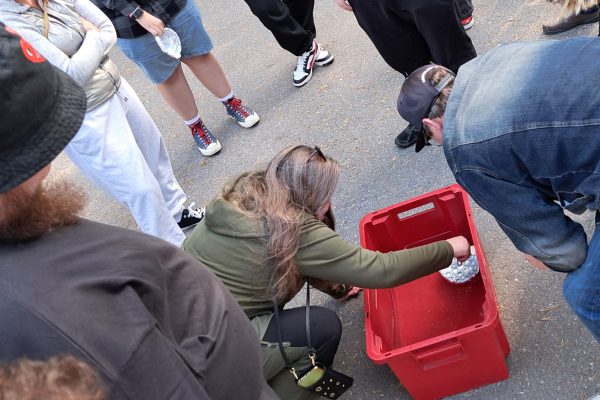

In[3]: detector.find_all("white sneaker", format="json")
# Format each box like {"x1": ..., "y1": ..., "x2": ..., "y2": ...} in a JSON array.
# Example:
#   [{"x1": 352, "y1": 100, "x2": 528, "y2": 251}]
[
  {"x1": 293, "y1": 40, "x2": 318, "y2": 87},
  {"x1": 315, "y1": 44, "x2": 334, "y2": 67}
]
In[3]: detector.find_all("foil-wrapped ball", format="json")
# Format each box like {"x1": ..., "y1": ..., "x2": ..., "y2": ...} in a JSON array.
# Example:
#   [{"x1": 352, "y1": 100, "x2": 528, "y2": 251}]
[
  {"x1": 155, "y1": 28, "x2": 182, "y2": 59},
  {"x1": 439, "y1": 248, "x2": 479, "y2": 284}
]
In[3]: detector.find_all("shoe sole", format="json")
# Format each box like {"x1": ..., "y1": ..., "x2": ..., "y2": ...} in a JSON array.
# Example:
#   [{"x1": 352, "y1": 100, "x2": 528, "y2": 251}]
[
  {"x1": 395, "y1": 138, "x2": 417, "y2": 149},
  {"x1": 543, "y1": 13, "x2": 599, "y2": 35},
  {"x1": 462, "y1": 19, "x2": 474, "y2": 30},
  {"x1": 315, "y1": 54, "x2": 334, "y2": 67},
  {"x1": 232, "y1": 112, "x2": 260, "y2": 128},
  {"x1": 293, "y1": 69, "x2": 313, "y2": 87},
  {"x1": 198, "y1": 140, "x2": 222, "y2": 156}
]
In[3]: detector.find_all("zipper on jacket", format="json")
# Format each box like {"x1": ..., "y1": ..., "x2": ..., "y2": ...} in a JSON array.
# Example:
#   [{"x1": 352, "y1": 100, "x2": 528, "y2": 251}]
[{"x1": 98, "y1": 64, "x2": 126, "y2": 102}]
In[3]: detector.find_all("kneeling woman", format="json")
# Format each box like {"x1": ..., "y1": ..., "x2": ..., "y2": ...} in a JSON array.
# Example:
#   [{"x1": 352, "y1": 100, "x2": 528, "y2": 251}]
[{"x1": 183, "y1": 145, "x2": 470, "y2": 399}]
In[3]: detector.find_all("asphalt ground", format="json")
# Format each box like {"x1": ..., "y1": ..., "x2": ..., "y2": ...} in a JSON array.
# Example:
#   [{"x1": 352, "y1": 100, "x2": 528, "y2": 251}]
[{"x1": 52, "y1": 0, "x2": 599, "y2": 398}]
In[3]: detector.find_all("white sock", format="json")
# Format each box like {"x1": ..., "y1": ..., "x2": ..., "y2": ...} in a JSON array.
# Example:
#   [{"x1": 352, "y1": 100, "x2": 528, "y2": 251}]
[
  {"x1": 219, "y1": 91, "x2": 234, "y2": 103},
  {"x1": 184, "y1": 114, "x2": 202, "y2": 126}
]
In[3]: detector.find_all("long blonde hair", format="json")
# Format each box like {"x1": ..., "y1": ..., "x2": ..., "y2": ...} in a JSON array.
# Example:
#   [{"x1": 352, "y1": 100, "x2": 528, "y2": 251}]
[
  {"x1": 41, "y1": 0, "x2": 50, "y2": 38},
  {"x1": 222, "y1": 145, "x2": 340, "y2": 303}
]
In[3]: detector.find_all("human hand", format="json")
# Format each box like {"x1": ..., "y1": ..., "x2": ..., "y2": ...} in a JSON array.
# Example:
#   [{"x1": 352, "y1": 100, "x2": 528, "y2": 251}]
[
  {"x1": 445, "y1": 236, "x2": 470, "y2": 262},
  {"x1": 81, "y1": 18, "x2": 99, "y2": 33},
  {"x1": 337, "y1": 286, "x2": 362, "y2": 302},
  {"x1": 524, "y1": 254, "x2": 549, "y2": 271},
  {"x1": 334, "y1": 0, "x2": 352, "y2": 11},
  {"x1": 136, "y1": 11, "x2": 165, "y2": 36}
]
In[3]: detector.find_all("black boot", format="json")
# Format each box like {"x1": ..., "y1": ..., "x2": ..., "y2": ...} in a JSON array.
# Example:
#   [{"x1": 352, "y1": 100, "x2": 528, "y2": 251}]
[{"x1": 395, "y1": 124, "x2": 420, "y2": 148}]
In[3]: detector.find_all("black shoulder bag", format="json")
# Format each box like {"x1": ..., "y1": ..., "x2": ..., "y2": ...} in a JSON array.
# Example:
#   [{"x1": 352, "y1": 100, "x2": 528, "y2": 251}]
[{"x1": 272, "y1": 279, "x2": 353, "y2": 398}]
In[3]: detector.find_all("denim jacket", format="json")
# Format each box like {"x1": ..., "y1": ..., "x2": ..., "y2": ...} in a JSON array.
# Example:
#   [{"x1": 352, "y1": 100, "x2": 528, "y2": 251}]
[{"x1": 443, "y1": 37, "x2": 600, "y2": 272}]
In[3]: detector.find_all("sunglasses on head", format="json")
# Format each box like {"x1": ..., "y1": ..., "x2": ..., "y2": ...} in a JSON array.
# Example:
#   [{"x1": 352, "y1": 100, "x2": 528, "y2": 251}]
[{"x1": 306, "y1": 146, "x2": 326, "y2": 163}]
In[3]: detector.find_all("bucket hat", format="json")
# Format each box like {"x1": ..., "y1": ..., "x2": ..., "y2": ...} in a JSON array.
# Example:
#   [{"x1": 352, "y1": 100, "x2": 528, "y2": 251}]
[{"x1": 0, "y1": 22, "x2": 86, "y2": 192}]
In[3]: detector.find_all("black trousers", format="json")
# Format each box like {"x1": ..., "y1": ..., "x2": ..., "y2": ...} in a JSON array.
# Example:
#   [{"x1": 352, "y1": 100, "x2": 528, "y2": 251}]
[
  {"x1": 347, "y1": 0, "x2": 477, "y2": 76},
  {"x1": 244, "y1": 0, "x2": 316, "y2": 56},
  {"x1": 263, "y1": 306, "x2": 342, "y2": 367},
  {"x1": 455, "y1": 0, "x2": 474, "y2": 20}
]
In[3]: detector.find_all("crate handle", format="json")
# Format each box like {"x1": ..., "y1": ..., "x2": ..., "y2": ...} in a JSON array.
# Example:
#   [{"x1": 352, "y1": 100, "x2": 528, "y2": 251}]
[
  {"x1": 414, "y1": 339, "x2": 466, "y2": 371},
  {"x1": 396, "y1": 202, "x2": 435, "y2": 220}
]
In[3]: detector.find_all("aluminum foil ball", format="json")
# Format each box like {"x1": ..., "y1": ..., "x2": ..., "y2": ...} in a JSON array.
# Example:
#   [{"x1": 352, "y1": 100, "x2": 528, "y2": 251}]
[
  {"x1": 439, "y1": 247, "x2": 479, "y2": 284},
  {"x1": 155, "y1": 28, "x2": 182, "y2": 59}
]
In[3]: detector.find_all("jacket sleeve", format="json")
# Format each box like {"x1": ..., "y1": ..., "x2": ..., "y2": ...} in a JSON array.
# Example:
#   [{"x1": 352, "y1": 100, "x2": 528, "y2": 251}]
[
  {"x1": 0, "y1": 14, "x2": 104, "y2": 86},
  {"x1": 295, "y1": 219, "x2": 454, "y2": 288},
  {"x1": 455, "y1": 171, "x2": 587, "y2": 271},
  {"x1": 75, "y1": 0, "x2": 117, "y2": 54}
]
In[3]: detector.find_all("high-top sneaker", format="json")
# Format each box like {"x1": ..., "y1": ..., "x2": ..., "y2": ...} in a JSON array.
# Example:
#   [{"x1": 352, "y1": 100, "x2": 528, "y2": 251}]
[
  {"x1": 223, "y1": 96, "x2": 260, "y2": 128},
  {"x1": 189, "y1": 119, "x2": 221, "y2": 156}
]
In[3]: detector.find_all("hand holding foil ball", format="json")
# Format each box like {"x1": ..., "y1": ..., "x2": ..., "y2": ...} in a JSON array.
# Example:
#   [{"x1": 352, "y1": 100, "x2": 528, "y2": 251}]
[{"x1": 440, "y1": 246, "x2": 479, "y2": 284}]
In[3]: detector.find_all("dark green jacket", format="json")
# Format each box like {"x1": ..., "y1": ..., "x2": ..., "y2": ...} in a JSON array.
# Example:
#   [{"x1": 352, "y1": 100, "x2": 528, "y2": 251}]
[{"x1": 183, "y1": 197, "x2": 454, "y2": 319}]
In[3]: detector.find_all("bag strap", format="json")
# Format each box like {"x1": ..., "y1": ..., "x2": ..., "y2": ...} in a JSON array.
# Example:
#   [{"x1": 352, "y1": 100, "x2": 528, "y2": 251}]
[{"x1": 263, "y1": 218, "x2": 316, "y2": 378}]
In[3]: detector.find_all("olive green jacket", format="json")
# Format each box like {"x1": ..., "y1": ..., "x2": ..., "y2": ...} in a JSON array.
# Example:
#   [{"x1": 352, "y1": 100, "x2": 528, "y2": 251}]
[
  {"x1": 183, "y1": 197, "x2": 454, "y2": 319},
  {"x1": 183, "y1": 197, "x2": 455, "y2": 400}
]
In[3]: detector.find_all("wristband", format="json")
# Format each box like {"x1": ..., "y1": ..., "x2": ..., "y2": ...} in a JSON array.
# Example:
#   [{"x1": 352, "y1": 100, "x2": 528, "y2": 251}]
[{"x1": 129, "y1": 6, "x2": 144, "y2": 20}]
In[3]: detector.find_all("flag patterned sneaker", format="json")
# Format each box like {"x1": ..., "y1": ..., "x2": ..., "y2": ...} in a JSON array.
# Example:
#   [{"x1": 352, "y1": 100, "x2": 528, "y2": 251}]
[
  {"x1": 223, "y1": 96, "x2": 260, "y2": 128},
  {"x1": 189, "y1": 119, "x2": 222, "y2": 156},
  {"x1": 293, "y1": 40, "x2": 318, "y2": 87}
]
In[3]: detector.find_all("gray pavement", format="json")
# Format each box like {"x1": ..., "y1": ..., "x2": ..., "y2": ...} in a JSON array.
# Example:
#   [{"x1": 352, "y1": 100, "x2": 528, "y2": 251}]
[{"x1": 53, "y1": 0, "x2": 599, "y2": 398}]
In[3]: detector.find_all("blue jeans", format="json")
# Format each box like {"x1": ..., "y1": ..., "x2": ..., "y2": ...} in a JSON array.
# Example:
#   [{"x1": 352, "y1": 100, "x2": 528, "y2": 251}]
[{"x1": 563, "y1": 226, "x2": 600, "y2": 342}]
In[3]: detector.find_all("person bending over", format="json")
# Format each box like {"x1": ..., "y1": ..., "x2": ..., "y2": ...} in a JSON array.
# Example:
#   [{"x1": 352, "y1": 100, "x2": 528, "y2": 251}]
[
  {"x1": 183, "y1": 144, "x2": 470, "y2": 400},
  {"x1": 396, "y1": 38, "x2": 600, "y2": 342}
]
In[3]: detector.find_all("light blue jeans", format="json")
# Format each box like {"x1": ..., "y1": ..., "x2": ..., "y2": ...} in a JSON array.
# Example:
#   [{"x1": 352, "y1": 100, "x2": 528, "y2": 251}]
[{"x1": 563, "y1": 225, "x2": 600, "y2": 342}]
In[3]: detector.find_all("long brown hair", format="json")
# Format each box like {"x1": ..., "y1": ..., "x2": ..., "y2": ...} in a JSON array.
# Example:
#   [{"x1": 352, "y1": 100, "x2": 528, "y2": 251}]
[{"x1": 222, "y1": 145, "x2": 340, "y2": 303}]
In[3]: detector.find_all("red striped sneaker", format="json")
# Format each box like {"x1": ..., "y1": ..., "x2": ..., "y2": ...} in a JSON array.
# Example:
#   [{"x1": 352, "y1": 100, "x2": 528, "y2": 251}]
[
  {"x1": 461, "y1": 15, "x2": 474, "y2": 30},
  {"x1": 293, "y1": 40, "x2": 318, "y2": 87}
]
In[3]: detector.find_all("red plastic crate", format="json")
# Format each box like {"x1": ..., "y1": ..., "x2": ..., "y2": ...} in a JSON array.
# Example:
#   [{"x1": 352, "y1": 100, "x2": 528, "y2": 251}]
[{"x1": 359, "y1": 185, "x2": 510, "y2": 400}]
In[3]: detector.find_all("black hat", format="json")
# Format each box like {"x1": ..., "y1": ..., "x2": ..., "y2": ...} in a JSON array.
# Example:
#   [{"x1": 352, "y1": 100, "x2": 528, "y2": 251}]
[
  {"x1": 397, "y1": 65, "x2": 454, "y2": 152},
  {"x1": 0, "y1": 23, "x2": 86, "y2": 193}
]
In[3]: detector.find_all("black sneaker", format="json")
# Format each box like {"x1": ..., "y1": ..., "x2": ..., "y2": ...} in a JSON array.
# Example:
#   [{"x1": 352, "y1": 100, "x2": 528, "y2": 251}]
[
  {"x1": 177, "y1": 203, "x2": 205, "y2": 229},
  {"x1": 394, "y1": 124, "x2": 421, "y2": 148},
  {"x1": 293, "y1": 40, "x2": 318, "y2": 87},
  {"x1": 542, "y1": 6, "x2": 599, "y2": 35}
]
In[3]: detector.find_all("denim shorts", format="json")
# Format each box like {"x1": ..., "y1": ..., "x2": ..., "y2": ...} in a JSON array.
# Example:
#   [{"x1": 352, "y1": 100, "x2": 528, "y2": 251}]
[{"x1": 117, "y1": 0, "x2": 214, "y2": 84}]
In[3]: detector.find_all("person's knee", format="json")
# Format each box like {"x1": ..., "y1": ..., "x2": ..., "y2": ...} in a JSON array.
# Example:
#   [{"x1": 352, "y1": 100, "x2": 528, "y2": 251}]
[{"x1": 311, "y1": 306, "x2": 342, "y2": 340}]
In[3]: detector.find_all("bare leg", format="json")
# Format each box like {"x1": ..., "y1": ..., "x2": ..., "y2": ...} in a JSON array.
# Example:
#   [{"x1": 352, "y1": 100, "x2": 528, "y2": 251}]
[
  {"x1": 181, "y1": 53, "x2": 231, "y2": 99},
  {"x1": 156, "y1": 64, "x2": 198, "y2": 121}
]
